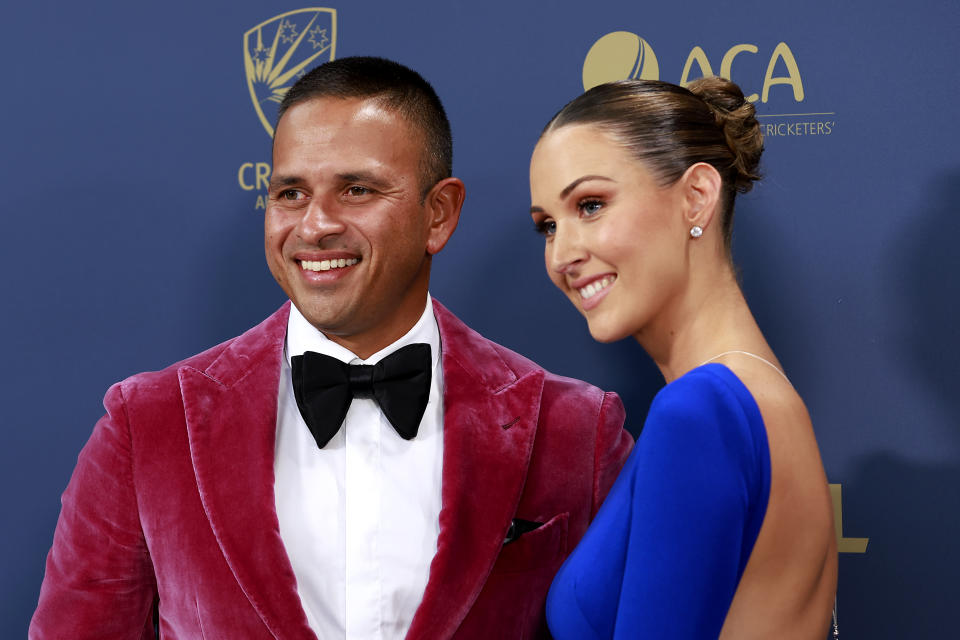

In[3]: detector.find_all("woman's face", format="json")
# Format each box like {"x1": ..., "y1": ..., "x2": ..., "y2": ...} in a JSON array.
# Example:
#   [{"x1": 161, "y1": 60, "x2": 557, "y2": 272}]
[{"x1": 529, "y1": 124, "x2": 691, "y2": 343}]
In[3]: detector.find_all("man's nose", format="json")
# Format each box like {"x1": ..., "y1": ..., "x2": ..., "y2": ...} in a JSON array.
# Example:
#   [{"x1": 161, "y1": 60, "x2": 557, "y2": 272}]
[{"x1": 297, "y1": 199, "x2": 347, "y2": 243}]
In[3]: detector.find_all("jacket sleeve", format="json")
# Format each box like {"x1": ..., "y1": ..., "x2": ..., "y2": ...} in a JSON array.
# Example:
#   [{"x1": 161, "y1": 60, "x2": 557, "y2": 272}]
[
  {"x1": 30, "y1": 382, "x2": 158, "y2": 640},
  {"x1": 591, "y1": 391, "x2": 632, "y2": 518}
]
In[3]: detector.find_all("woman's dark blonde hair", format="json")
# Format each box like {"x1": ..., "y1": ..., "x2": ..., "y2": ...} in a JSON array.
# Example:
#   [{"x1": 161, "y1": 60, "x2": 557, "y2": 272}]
[{"x1": 542, "y1": 77, "x2": 764, "y2": 250}]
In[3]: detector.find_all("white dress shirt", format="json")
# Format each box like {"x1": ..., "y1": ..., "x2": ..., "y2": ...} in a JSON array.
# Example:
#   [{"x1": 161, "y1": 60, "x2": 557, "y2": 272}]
[{"x1": 274, "y1": 296, "x2": 444, "y2": 639}]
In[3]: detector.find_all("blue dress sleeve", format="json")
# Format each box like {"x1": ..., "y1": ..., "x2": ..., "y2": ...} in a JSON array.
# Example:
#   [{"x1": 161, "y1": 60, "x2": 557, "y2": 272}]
[{"x1": 546, "y1": 365, "x2": 770, "y2": 639}]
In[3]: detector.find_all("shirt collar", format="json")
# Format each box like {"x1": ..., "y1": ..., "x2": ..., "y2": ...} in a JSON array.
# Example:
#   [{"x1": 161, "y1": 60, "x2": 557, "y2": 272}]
[{"x1": 285, "y1": 294, "x2": 441, "y2": 370}]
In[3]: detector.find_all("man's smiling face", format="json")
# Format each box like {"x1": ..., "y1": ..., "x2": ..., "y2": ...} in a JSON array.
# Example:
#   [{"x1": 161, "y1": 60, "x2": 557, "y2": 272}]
[{"x1": 265, "y1": 96, "x2": 436, "y2": 357}]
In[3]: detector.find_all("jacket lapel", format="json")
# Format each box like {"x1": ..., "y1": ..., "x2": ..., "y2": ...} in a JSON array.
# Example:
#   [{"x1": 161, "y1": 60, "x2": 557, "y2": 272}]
[
  {"x1": 406, "y1": 301, "x2": 545, "y2": 640},
  {"x1": 179, "y1": 303, "x2": 316, "y2": 639}
]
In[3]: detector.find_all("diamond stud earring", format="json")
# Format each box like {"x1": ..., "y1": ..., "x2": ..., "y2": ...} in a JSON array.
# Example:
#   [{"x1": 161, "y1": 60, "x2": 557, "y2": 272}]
[{"x1": 690, "y1": 225, "x2": 703, "y2": 238}]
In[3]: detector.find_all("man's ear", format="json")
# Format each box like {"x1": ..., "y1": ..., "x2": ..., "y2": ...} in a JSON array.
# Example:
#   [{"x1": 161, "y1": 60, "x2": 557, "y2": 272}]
[
  {"x1": 681, "y1": 162, "x2": 723, "y2": 232},
  {"x1": 424, "y1": 177, "x2": 465, "y2": 255}
]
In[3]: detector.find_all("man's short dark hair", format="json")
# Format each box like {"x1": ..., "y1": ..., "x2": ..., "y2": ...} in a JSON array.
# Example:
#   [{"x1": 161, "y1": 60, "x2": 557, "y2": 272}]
[{"x1": 278, "y1": 56, "x2": 453, "y2": 196}]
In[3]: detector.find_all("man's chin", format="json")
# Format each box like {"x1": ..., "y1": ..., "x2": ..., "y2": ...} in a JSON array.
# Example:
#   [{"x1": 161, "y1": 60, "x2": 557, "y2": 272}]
[{"x1": 298, "y1": 309, "x2": 352, "y2": 336}]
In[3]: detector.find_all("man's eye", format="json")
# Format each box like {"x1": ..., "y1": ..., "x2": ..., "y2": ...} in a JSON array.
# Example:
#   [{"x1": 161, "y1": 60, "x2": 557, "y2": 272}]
[
  {"x1": 346, "y1": 185, "x2": 371, "y2": 197},
  {"x1": 534, "y1": 219, "x2": 557, "y2": 237},
  {"x1": 579, "y1": 199, "x2": 604, "y2": 216},
  {"x1": 280, "y1": 189, "x2": 304, "y2": 201}
]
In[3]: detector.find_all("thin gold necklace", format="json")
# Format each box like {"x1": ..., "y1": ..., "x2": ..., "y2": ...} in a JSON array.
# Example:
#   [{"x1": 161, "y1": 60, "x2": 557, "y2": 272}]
[{"x1": 697, "y1": 350, "x2": 789, "y2": 383}]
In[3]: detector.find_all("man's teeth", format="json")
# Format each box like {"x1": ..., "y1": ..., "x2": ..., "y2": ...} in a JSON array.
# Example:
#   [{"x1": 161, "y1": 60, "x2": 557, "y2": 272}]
[
  {"x1": 301, "y1": 258, "x2": 359, "y2": 272},
  {"x1": 579, "y1": 276, "x2": 616, "y2": 299}
]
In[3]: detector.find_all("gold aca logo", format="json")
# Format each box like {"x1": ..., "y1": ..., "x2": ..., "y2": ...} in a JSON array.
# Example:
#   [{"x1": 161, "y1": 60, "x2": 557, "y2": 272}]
[
  {"x1": 583, "y1": 31, "x2": 803, "y2": 102},
  {"x1": 581, "y1": 31, "x2": 834, "y2": 139},
  {"x1": 243, "y1": 8, "x2": 337, "y2": 138},
  {"x1": 582, "y1": 31, "x2": 660, "y2": 90}
]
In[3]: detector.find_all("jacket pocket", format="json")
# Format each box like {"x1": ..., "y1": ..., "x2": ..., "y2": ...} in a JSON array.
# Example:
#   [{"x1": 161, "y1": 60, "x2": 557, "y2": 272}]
[{"x1": 490, "y1": 511, "x2": 569, "y2": 574}]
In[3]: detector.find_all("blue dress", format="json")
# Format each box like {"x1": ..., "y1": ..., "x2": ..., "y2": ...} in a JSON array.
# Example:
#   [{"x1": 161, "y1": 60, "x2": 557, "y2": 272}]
[{"x1": 546, "y1": 364, "x2": 771, "y2": 638}]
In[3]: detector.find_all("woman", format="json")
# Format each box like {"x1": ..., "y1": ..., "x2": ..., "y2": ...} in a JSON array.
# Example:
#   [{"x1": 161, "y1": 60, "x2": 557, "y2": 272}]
[{"x1": 529, "y1": 77, "x2": 837, "y2": 638}]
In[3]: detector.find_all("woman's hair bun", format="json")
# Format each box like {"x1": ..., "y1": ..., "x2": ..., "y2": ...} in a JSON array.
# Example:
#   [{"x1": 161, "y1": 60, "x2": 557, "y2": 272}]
[{"x1": 687, "y1": 76, "x2": 763, "y2": 193}]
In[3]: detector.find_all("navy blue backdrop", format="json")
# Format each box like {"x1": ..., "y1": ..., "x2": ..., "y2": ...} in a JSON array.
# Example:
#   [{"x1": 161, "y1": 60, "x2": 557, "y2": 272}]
[{"x1": 3, "y1": 0, "x2": 958, "y2": 636}]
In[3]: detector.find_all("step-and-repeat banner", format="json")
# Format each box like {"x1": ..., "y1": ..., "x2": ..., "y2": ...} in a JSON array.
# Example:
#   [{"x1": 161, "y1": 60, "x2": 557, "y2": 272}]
[{"x1": 3, "y1": 1, "x2": 957, "y2": 635}]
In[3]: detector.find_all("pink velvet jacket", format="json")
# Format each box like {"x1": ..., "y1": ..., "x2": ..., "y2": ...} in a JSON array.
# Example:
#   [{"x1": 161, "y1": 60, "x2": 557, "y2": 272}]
[{"x1": 31, "y1": 300, "x2": 631, "y2": 639}]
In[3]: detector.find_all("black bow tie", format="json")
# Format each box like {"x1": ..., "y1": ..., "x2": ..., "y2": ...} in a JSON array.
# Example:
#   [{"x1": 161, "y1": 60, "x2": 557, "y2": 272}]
[{"x1": 291, "y1": 343, "x2": 432, "y2": 449}]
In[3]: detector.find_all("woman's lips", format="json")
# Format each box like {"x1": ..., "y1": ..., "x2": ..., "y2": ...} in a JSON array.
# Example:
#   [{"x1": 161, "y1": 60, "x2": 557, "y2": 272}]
[{"x1": 572, "y1": 274, "x2": 617, "y2": 311}]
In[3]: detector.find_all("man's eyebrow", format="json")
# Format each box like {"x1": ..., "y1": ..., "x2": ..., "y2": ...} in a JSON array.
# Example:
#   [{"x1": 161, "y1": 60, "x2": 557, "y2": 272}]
[
  {"x1": 559, "y1": 175, "x2": 615, "y2": 199},
  {"x1": 268, "y1": 171, "x2": 395, "y2": 191},
  {"x1": 336, "y1": 172, "x2": 392, "y2": 190},
  {"x1": 268, "y1": 175, "x2": 302, "y2": 190}
]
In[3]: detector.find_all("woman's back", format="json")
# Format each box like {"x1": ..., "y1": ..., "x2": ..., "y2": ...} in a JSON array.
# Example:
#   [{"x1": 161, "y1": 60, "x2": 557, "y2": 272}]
[
  {"x1": 546, "y1": 358, "x2": 836, "y2": 638},
  {"x1": 718, "y1": 354, "x2": 836, "y2": 639}
]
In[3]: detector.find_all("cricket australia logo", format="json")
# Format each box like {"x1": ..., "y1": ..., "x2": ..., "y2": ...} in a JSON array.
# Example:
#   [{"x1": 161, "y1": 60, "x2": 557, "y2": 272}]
[{"x1": 243, "y1": 8, "x2": 337, "y2": 137}]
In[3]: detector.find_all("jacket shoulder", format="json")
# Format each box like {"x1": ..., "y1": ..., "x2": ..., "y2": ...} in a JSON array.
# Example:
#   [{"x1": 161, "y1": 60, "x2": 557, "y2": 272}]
[
  {"x1": 433, "y1": 299, "x2": 609, "y2": 407},
  {"x1": 490, "y1": 339, "x2": 607, "y2": 405},
  {"x1": 114, "y1": 304, "x2": 289, "y2": 400}
]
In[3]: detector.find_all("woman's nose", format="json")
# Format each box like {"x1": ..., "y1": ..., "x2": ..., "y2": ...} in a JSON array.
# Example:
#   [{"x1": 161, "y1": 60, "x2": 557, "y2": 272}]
[{"x1": 548, "y1": 223, "x2": 588, "y2": 275}]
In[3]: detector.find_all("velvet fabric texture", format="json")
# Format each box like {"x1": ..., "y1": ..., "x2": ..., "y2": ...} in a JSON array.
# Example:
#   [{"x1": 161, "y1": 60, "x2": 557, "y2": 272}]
[{"x1": 31, "y1": 300, "x2": 632, "y2": 639}]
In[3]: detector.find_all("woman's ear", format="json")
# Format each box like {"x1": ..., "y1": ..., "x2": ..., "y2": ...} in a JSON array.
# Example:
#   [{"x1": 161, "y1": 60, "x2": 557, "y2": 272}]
[{"x1": 680, "y1": 162, "x2": 723, "y2": 232}]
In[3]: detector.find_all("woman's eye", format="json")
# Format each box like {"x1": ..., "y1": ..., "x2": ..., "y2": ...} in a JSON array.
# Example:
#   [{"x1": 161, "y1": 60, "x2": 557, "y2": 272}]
[
  {"x1": 534, "y1": 219, "x2": 557, "y2": 237},
  {"x1": 579, "y1": 199, "x2": 604, "y2": 216}
]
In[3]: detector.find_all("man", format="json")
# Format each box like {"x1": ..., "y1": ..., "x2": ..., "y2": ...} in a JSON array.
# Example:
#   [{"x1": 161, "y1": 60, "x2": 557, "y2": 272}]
[{"x1": 31, "y1": 57, "x2": 631, "y2": 639}]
